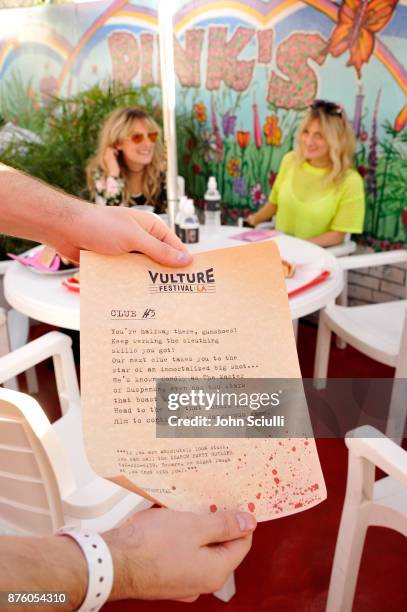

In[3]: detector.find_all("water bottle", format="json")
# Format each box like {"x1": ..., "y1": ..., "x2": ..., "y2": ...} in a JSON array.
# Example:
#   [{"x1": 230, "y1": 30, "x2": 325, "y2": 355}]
[
  {"x1": 179, "y1": 199, "x2": 200, "y2": 244},
  {"x1": 175, "y1": 196, "x2": 188, "y2": 238},
  {"x1": 204, "y1": 176, "x2": 222, "y2": 226}
]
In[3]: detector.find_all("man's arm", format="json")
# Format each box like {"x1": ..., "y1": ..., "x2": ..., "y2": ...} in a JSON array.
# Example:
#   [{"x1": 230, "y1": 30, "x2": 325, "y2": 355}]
[
  {"x1": 0, "y1": 164, "x2": 192, "y2": 267},
  {"x1": 0, "y1": 534, "x2": 87, "y2": 611},
  {"x1": 0, "y1": 509, "x2": 256, "y2": 610}
]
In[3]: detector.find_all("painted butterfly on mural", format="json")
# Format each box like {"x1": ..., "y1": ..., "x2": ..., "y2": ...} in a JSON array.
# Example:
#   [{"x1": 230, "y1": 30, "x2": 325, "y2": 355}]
[{"x1": 327, "y1": 0, "x2": 399, "y2": 78}]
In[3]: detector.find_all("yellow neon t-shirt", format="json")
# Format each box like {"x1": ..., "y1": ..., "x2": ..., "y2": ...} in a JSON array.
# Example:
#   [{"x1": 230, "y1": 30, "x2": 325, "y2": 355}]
[{"x1": 269, "y1": 152, "x2": 365, "y2": 239}]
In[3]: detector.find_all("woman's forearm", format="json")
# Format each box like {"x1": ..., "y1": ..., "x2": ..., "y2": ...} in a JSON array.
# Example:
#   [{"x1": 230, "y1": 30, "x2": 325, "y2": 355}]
[
  {"x1": 250, "y1": 202, "x2": 277, "y2": 225},
  {"x1": 308, "y1": 230, "x2": 345, "y2": 247}
]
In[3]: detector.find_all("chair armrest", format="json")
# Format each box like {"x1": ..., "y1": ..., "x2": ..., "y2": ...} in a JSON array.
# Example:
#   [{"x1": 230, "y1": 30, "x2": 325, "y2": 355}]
[
  {"x1": 339, "y1": 250, "x2": 407, "y2": 270},
  {"x1": 62, "y1": 478, "x2": 146, "y2": 519},
  {"x1": 0, "y1": 331, "x2": 70, "y2": 380},
  {"x1": 0, "y1": 331, "x2": 80, "y2": 411},
  {"x1": 327, "y1": 241, "x2": 357, "y2": 257},
  {"x1": 346, "y1": 426, "x2": 407, "y2": 485}
]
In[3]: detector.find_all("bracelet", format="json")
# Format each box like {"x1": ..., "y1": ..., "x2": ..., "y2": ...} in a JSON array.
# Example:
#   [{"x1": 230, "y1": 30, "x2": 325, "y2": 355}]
[{"x1": 56, "y1": 527, "x2": 114, "y2": 612}]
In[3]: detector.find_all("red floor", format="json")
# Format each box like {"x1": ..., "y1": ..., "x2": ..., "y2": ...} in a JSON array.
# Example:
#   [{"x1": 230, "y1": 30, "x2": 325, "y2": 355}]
[{"x1": 28, "y1": 321, "x2": 407, "y2": 612}]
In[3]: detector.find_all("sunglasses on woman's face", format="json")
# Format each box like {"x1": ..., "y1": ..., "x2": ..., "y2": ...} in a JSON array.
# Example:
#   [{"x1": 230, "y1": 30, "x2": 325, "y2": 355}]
[
  {"x1": 130, "y1": 131, "x2": 159, "y2": 144},
  {"x1": 311, "y1": 99, "x2": 343, "y2": 117}
]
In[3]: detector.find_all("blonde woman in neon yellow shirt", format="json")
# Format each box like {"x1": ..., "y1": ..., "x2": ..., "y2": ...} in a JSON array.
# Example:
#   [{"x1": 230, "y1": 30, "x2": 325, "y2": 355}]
[{"x1": 248, "y1": 100, "x2": 365, "y2": 247}]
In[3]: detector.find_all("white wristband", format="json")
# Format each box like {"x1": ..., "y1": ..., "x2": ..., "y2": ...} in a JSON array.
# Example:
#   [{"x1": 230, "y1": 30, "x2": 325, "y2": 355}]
[{"x1": 57, "y1": 527, "x2": 114, "y2": 612}]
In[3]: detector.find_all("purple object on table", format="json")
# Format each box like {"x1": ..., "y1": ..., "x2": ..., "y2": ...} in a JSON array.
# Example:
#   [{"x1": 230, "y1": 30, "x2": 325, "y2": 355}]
[
  {"x1": 8, "y1": 251, "x2": 60, "y2": 272},
  {"x1": 230, "y1": 228, "x2": 281, "y2": 242}
]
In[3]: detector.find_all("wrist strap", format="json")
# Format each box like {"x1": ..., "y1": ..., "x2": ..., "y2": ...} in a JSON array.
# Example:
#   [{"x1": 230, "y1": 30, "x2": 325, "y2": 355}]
[{"x1": 57, "y1": 527, "x2": 113, "y2": 612}]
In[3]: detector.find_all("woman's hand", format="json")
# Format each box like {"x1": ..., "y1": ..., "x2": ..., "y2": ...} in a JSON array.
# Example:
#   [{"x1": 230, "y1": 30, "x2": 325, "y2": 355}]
[
  {"x1": 247, "y1": 214, "x2": 257, "y2": 227},
  {"x1": 103, "y1": 146, "x2": 121, "y2": 177},
  {"x1": 248, "y1": 202, "x2": 277, "y2": 228}
]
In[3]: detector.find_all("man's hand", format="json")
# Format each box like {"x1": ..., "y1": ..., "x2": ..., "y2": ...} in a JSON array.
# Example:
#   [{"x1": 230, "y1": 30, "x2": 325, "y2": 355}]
[
  {"x1": 55, "y1": 206, "x2": 193, "y2": 267},
  {"x1": 104, "y1": 508, "x2": 256, "y2": 602},
  {"x1": 0, "y1": 164, "x2": 192, "y2": 268}
]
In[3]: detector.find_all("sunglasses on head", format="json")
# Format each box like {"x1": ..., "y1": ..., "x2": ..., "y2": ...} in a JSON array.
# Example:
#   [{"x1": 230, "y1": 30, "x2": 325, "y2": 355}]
[
  {"x1": 130, "y1": 131, "x2": 159, "y2": 144},
  {"x1": 311, "y1": 99, "x2": 343, "y2": 117}
]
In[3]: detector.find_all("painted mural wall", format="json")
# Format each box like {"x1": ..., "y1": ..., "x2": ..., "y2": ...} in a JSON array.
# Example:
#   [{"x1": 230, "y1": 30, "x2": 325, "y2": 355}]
[{"x1": 0, "y1": 0, "x2": 406, "y2": 246}]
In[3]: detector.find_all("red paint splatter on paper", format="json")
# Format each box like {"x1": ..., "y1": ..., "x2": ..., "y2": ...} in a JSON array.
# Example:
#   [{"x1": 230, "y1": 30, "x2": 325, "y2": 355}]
[
  {"x1": 210, "y1": 504, "x2": 218, "y2": 513},
  {"x1": 256, "y1": 492, "x2": 262, "y2": 499},
  {"x1": 274, "y1": 477, "x2": 280, "y2": 485},
  {"x1": 248, "y1": 502, "x2": 256, "y2": 512}
]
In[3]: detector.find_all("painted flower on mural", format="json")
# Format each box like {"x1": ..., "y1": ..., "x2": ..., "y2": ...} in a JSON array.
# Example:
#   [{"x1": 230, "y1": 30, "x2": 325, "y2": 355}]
[
  {"x1": 268, "y1": 170, "x2": 277, "y2": 189},
  {"x1": 222, "y1": 110, "x2": 237, "y2": 137},
  {"x1": 357, "y1": 165, "x2": 368, "y2": 178},
  {"x1": 228, "y1": 208, "x2": 241, "y2": 222},
  {"x1": 236, "y1": 131, "x2": 250, "y2": 149},
  {"x1": 210, "y1": 95, "x2": 223, "y2": 161},
  {"x1": 359, "y1": 130, "x2": 369, "y2": 142},
  {"x1": 326, "y1": 0, "x2": 398, "y2": 78},
  {"x1": 250, "y1": 183, "x2": 267, "y2": 208},
  {"x1": 200, "y1": 130, "x2": 217, "y2": 163},
  {"x1": 226, "y1": 158, "x2": 241, "y2": 177},
  {"x1": 252, "y1": 97, "x2": 262, "y2": 148},
  {"x1": 27, "y1": 84, "x2": 40, "y2": 110},
  {"x1": 394, "y1": 104, "x2": 407, "y2": 133},
  {"x1": 233, "y1": 176, "x2": 247, "y2": 197},
  {"x1": 192, "y1": 163, "x2": 202, "y2": 175},
  {"x1": 263, "y1": 115, "x2": 282, "y2": 146},
  {"x1": 194, "y1": 101, "x2": 207, "y2": 123}
]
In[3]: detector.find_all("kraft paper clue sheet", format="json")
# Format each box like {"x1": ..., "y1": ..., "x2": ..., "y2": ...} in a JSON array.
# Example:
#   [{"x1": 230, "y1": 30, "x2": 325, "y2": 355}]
[{"x1": 80, "y1": 242, "x2": 326, "y2": 521}]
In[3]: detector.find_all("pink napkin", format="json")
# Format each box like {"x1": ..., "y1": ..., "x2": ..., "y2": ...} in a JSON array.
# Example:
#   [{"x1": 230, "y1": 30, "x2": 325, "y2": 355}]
[
  {"x1": 229, "y1": 228, "x2": 281, "y2": 242},
  {"x1": 8, "y1": 249, "x2": 60, "y2": 272}
]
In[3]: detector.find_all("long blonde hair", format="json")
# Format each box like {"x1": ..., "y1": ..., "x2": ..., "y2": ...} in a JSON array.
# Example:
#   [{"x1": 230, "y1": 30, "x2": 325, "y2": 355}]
[
  {"x1": 86, "y1": 106, "x2": 165, "y2": 205},
  {"x1": 294, "y1": 102, "x2": 356, "y2": 184}
]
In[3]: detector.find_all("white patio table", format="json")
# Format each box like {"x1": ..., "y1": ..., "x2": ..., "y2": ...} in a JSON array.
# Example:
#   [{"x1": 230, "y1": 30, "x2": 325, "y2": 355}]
[{"x1": 3, "y1": 226, "x2": 343, "y2": 331}]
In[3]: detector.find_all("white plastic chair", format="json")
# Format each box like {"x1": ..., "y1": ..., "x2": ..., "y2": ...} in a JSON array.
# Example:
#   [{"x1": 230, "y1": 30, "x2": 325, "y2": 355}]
[
  {"x1": 0, "y1": 331, "x2": 150, "y2": 535},
  {"x1": 257, "y1": 222, "x2": 356, "y2": 257},
  {"x1": 0, "y1": 259, "x2": 38, "y2": 392},
  {"x1": 0, "y1": 330, "x2": 235, "y2": 602},
  {"x1": 0, "y1": 307, "x2": 39, "y2": 393},
  {"x1": 326, "y1": 234, "x2": 356, "y2": 257},
  {"x1": 314, "y1": 250, "x2": 407, "y2": 441},
  {"x1": 326, "y1": 425, "x2": 407, "y2": 612},
  {"x1": 256, "y1": 224, "x2": 355, "y2": 340}
]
